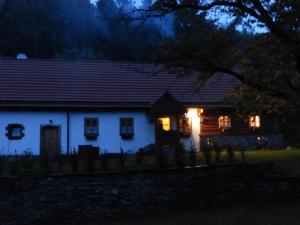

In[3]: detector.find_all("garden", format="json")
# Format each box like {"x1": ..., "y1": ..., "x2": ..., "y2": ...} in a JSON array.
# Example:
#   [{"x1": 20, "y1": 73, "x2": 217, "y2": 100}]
[{"x1": 0, "y1": 146, "x2": 299, "y2": 176}]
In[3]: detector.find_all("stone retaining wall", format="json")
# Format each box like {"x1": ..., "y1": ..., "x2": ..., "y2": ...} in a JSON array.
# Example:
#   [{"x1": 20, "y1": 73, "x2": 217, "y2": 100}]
[{"x1": 0, "y1": 163, "x2": 299, "y2": 225}]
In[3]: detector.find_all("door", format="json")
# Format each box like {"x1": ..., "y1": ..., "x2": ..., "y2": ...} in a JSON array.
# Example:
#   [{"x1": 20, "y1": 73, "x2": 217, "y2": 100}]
[
  {"x1": 156, "y1": 116, "x2": 180, "y2": 148},
  {"x1": 41, "y1": 126, "x2": 60, "y2": 157}
]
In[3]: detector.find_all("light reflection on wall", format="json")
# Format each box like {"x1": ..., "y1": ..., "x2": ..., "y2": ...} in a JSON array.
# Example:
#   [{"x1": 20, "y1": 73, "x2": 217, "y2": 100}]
[{"x1": 184, "y1": 108, "x2": 203, "y2": 151}]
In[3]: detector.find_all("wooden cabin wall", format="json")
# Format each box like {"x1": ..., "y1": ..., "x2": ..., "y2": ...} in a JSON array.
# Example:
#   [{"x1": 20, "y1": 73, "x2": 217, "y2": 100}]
[
  {"x1": 200, "y1": 108, "x2": 277, "y2": 136},
  {"x1": 201, "y1": 109, "x2": 222, "y2": 136}
]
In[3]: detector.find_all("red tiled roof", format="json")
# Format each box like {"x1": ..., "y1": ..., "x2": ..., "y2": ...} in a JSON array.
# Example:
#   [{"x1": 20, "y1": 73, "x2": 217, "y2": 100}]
[{"x1": 0, "y1": 59, "x2": 239, "y2": 109}]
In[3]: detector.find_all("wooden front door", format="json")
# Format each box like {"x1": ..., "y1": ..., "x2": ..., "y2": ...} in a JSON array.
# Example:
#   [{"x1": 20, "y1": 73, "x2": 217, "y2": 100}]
[{"x1": 41, "y1": 126, "x2": 60, "y2": 157}]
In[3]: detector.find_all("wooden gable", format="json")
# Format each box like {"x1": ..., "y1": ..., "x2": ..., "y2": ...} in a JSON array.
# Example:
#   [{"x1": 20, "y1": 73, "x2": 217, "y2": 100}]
[{"x1": 150, "y1": 91, "x2": 186, "y2": 115}]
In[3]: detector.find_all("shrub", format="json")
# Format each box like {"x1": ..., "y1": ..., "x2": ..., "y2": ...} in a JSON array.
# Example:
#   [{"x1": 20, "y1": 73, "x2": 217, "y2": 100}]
[
  {"x1": 156, "y1": 147, "x2": 167, "y2": 168},
  {"x1": 40, "y1": 156, "x2": 51, "y2": 175},
  {"x1": 135, "y1": 148, "x2": 145, "y2": 166},
  {"x1": 101, "y1": 150, "x2": 109, "y2": 171},
  {"x1": 0, "y1": 156, "x2": 5, "y2": 175},
  {"x1": 226, "y1": 144, "x2": 235, "y2": 164},
  {"x1": 189, "y1": 148, "x2": 196, "y2": 167},
  {"x1": 238, "y1": 145, "x2": 246, "y2": 163},
  {"x1": 69, "y1": 150, "x2": 78, "y2": 173},
  {"x1": 202, "y1": 143, "x2": 212, "y2": 165},
  {"x1": 20, "y1": 150, "x2": 35, "y2": 171},
  {"x1": 119, "y1": 148, "x2": 127, "y2": 170},
  {"x1": 9, "y1": 156, "x2": 20, "y2": 176},
  {"x1": 175, "y1": 144, "x2": 185, "y2": 168},
  {"x1": 213, "y1": 143, "x2": 222, "y2": 164}
]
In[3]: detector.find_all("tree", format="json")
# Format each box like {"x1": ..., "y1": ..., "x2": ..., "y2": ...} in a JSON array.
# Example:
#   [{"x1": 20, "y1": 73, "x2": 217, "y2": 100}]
[
  {"x1": 141, "y1": 0, "x2": 300, "y2": 115},
  {"x1": 96, "y1": 0, "x2": 165, "y2": 60},
  {"x1": 0, "y1": 0, "x2": 98, "y2": 58}
]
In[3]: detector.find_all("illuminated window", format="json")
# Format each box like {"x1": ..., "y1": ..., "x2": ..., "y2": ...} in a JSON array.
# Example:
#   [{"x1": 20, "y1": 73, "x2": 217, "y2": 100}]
[
  {"x1": 249, "y1": 116, "x2": 260, "y2": 129},
  {"x1": 218, "y1": 116, "x2": 231, "y2": 129},
  {"x1": 158, "y1": 117, "x2": 171, "y2": 131}
]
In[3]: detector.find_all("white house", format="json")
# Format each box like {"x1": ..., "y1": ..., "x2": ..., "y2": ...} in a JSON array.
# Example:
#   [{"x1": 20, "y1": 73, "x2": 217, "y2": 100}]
[{"x1": 0, "y1": 59, "x2": 281, "y2": 156}]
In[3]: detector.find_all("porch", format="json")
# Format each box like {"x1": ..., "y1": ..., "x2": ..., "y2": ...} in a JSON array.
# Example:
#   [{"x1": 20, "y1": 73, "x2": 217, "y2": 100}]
[{"x1": 150, "y1": 91, "x2": 203, "y2": 151}]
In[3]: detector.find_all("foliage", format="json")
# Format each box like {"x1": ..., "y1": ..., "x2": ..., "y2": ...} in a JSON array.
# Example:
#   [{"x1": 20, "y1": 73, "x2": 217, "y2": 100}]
[
  {"x1": 174, "y1": 144, "x2": 185, "y2": 167},
  {"x1": 147, "y1": 0, "x2": 300, "y2": 118},
  {"x1": 119, "y1": 148, "x2": 127, "y2": 170},
  {"x1": 8, "y1": 156, "x2": 19, "y2": 175},
  {"x1": 135, "y1": 148, "x2": 145, "y2": 166},
  {"x1": 213, "y1": 142, "x2": 222, "y2": 164},
  {"x1": 0, "y1": 156, "x2": 4, "y2": 175},
  {"x1": 100, "y1": 150, "x2": 109, "y2": 171},
  {"x1": 202, "y1": 141, "x2": 212, "y2": 165},
  {"x1": 20, "y1": 150, "x2": 35, "y2": 171},
  {"x1": 156, "y1": 147, "x2": 167, "y2": 168},
  {"x1": 0, "y1": 0, "x2": 167, "y2": 61},
  {"x1": 189, "y1": 147, "x2": 196, "y2": 167},
  {"x1": 225, "y1": 144, "x2": 235, "y2": 164}
]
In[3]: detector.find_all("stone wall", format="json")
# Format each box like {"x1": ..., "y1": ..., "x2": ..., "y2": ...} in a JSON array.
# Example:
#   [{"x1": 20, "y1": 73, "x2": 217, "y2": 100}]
[{"x1": 0, "y1": 163, "x2": 299, "y2": 225}]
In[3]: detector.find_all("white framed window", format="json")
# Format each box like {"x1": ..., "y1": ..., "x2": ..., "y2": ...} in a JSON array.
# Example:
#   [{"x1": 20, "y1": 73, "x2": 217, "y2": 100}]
[{"x1": 84, "y1": 118, "x2": 99, "y2": 140}]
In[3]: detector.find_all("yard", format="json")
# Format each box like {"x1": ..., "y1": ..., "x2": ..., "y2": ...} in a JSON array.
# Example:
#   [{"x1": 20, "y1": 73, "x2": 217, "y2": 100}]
[
  {"x1": 93, "y1": 202, "x2": 300, "y2": 225},
  {"x1": 0, "y1": 149, "x2": 300, "y2": 176}
]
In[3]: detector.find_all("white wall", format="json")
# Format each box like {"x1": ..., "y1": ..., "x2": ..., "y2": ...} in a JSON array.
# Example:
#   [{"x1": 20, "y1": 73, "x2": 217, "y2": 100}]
[
  {"x1": 0, "y1": 110, "x2": 201, "y2": 155},
  {"x1": 0, "y1": 111, "x2": 155, "y2": 155},
  {"x1": 0, "y1": 112, "x2": 67, "y2": 155},
  {"x1": 69, "y1": 112, "x2": 155, "y2": 153}
]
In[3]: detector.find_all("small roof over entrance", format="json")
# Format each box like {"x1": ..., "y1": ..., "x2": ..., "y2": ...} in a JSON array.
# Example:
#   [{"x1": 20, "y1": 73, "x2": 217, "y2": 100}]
[{"x1": 150, "y1": 91, "x2": 186, "y2": 115}]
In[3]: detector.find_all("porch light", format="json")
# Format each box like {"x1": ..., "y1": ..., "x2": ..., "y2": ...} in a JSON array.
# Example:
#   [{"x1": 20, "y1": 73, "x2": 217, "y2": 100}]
[
  {"x1": 249, "y1": 116, "x2": 260, "y2": 129},
  {"x1": 158, "y1": 117, "x2": 171, "y2": 131},
  {"x1": 198, "y1": 108, "x2": 204, "y2": 116},
  {"x1": 218, "y1": 116, "x2": 231, "y2": 130}
]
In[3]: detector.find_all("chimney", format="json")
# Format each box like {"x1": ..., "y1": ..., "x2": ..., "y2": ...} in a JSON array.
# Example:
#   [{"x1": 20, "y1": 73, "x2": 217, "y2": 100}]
[{"x1": 16, "y1": 53, "x2": 28, "y2": 60}]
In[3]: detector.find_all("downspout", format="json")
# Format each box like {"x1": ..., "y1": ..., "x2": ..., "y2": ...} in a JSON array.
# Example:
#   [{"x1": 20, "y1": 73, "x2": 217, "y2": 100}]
[{"x1": 67, "y1": 111, "x2": 70, "y2": 154}]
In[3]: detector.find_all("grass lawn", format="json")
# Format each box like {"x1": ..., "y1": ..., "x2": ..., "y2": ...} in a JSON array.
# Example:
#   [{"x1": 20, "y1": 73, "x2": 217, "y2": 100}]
[
  {"x1": 243, "y1": 149, "x2": 300, "y2": 175},
  {"x1": 93, "y1": 202, "x2": 300, "y2": 225}
]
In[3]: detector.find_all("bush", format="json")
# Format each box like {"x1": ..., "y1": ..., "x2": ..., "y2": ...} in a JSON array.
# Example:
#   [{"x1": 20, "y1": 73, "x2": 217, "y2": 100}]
[
  {"x1": 202, "y1": 143, "x2": 212, "y2": 165},
  {"x1": 213, "y1": 143, "x2": 222, "y2": 164},
  {"x1": 100, "y1": 150, "x2": 109, "y2": 171},
  {"x1": 20, "y1": 150, "x2": 35, "y2": 171},
  {"x1": 135, "y1": 148, "x2": 145, "y2": 166},
  {"x1": 189, "y1": 148, "x2": 196, "y2": 167},
  {"x1": 226, "y1": 144, "x2": 235, "y2": 164},
  {"x1": 0, "y1": 156, "x2": 5, "y2": 175},
  {"x1": 40, "y1": 156, "x2": 51, "y2": 175},
  {"x1": 9, "y1": 156, "x2": 20, "y2": 176},
  {"x1": 239, "y1": 145, "x2": 246, "y2": 162},
  {"x1": 175, "y1": 145, "x2": 186, "y2": 168},
  {"x1": 69, "y1": 150, "x2": 78, "y2": 173},
  {"x1": 119, "y1": 148, "x2": 127, "y2": 170},
  {"x1": 156, "y1": 147, "x2": 167, "y2": 168}
]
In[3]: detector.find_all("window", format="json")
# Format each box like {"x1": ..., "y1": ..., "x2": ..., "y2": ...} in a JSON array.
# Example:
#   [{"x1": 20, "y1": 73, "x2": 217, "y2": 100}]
[
  {"x1": 179, "y1": 116, "x2": 192, "y2": 136},
  {"x1": 6, "y1": 124, "x2": 24, "y2": 140},
  {"x1": 84, "y1": 118, "x2": 99, "y2": 140},
  {"x1": 158, "y1": 117, "x2": 171, "y2": 131},
  {"x1": 218, "y1": 116, "x2": 231, "y2": 130},
  {"x1": 249, "y1": 116, "x2": 260, "y2": 129},
  {"x1": 120, "y1": 118, "x2": 134, "y2": 139}
]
